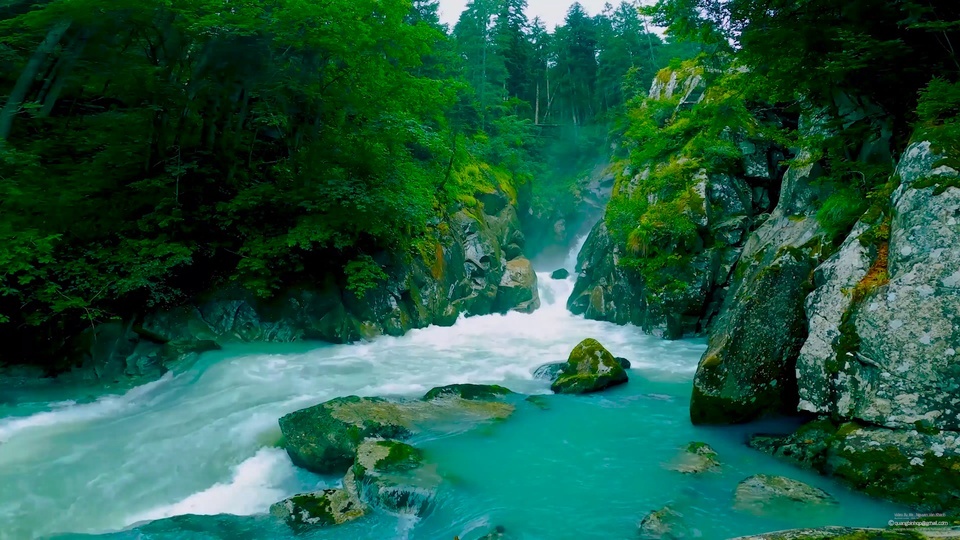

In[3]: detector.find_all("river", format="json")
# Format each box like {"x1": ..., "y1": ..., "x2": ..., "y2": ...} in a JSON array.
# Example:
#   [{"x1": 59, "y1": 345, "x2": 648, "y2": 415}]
[{"x1": 0, "y1": 238, "x2": 903, "y2": 539}]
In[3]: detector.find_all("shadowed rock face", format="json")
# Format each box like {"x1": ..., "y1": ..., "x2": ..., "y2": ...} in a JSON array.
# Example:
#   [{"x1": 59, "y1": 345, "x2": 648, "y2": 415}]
[{"x1": 550, "y1": 338, "x2": 628, "y2": 394}]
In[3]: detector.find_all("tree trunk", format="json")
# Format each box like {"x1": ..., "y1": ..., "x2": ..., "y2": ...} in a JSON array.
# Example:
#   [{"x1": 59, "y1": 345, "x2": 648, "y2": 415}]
[{"x1": 0, "y1": 20, "x2": 71, "y2": 148}]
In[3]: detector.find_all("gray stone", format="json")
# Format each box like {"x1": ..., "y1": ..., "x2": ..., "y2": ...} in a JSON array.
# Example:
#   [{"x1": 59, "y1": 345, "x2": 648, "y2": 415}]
[{"x1": 734, "y1": 474, "x2": 837, "y2": 514}]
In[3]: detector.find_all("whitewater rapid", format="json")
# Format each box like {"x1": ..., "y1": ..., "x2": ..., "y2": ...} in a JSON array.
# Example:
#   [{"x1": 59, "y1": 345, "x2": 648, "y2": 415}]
[{"x1": 0, "y1": 239, "x2": 707, "y2": 539}]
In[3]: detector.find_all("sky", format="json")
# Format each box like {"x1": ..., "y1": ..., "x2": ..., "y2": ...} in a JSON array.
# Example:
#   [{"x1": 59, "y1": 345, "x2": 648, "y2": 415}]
[{"x1": 437, "y1": 0, "x2": 620, "y2": 30}]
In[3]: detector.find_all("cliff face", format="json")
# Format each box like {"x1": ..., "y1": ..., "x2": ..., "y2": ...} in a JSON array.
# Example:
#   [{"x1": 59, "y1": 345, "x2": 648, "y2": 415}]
[
  {"x1": 580, "y1": 64, "x2": 960, "y2": 509},
  {"x1": 568, "y1": 66, "x2": 780, "y2": 339},
  {"x1": 61, "y1": 187, "x2": 540, "y2": 385}
]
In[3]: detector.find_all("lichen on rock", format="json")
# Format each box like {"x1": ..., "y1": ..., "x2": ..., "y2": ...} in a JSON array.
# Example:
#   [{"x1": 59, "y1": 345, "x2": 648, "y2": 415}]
[{"x1": 550, "y1": 338, "x2": 628, "y2": 394}]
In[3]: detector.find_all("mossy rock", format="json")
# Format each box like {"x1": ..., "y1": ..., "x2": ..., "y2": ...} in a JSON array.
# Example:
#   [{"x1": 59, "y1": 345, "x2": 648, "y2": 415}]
[
  {"x1": 639, "y1": 506, "x2": 688, "y2": 539},
  {"x1": 750, "y1": 419, "x2": 960, "y2": 511},
  {"x1": 280, "y1": 395, "x2": 514, "y2": 474},
  {"x1": 269, "y1": 489, "x2": 366, "y2": 529},
  {"x1": 734, "y1": 474, "x2": 837, "y2": 515},
  {"x1": 550, "y1": 338, "x2": 628, "y2": 394},
  {"x1": 347, "y1": 439, "x2": 440, "y2": 516},
  {"x1": 667, "y1": 441, "x2": 720, "y2": 474},
  {"x1": 279, "y1": 396, "x2": 413, "y2": 474},
  {"x1": 422, "y1": 383, "x2": 513, "y2": 402}
]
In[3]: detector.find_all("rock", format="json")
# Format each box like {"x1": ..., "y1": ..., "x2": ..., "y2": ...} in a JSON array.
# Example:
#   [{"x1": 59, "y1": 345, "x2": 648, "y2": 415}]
[
  {"x1": 750, "y1": 419, "x2": 960, "y2": 511},
  {"x1": 550, "y1": 338, "x2": 628, "y2": 394},
  {"x1": 269, "y1": 489, "x2": 366, "y2": 528},
  {"x1": 729, "y1": 527, "x2": 924, "y2": 540},
  {"x1": 734, "y1": 474, "x2": 837, "y2": 514},
  {"x1": 615, "y1": 356, "x2": 632, "y2": 369},
  {"x1": 639, "y1": 506, "x2": 689, "y2": 539},
  {"x1": 422, "y1": 384, "x2": 513, "y2": 402},
  {"x1": 346, "y1": 439, "x2": 440, "y2": 516},
  {"x1": 799, "y1": 141, "x2": 960, "y2": 431},
  {"x1": 667, "y1": 442, "x2": 720, "y2": 474},
  {"x1": 495, "y1": 257, "x2": 541, "y2": 314},
  {"x1": 690, "y1": 153, "x2": 827, "y2": 425},
  {"x1": 551, "y1": 268, "x2": 570, "y2": 280},
  {"x1": 280, "y1": 396, "x2": 514, "y2": 474},
  {"x1": 532, "y1": 362, "x2": 566, "y2": 381},
  {"x1": 524, "y1": 395, "x2": 551, "y2": 410}
]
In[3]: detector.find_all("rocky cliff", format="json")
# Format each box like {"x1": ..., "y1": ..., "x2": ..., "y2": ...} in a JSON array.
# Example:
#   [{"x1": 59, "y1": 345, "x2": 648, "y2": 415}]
[
  {"x1": 569, "y1": 65, "x2": 780, "y2": 339},
  {"x1": 60, "y1": 187, "x2": 540, "y2": 385},
  {"x1": 579, "y1": 63, "x2": 960, "y2": 511}
]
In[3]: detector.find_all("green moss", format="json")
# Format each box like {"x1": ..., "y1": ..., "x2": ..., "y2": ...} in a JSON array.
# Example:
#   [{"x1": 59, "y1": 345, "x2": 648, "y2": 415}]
[
  {"x1": 375, "y1": 440, "x2": 424, "y2": 473},
  {"x1": 914, "y1": 174, "x2": 960, "y2": 195}
]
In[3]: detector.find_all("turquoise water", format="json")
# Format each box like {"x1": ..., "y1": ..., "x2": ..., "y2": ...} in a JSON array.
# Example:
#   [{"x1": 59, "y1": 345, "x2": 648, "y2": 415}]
[{"x1": 0, "y1": 246, "x2": 905, "y2": 540}]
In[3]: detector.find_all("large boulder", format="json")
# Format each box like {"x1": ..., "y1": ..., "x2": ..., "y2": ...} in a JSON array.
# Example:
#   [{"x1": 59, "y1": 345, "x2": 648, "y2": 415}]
[
  {"x1": 269, "y1": 489, "x2": 366, "y2": 528},
  {"x1": 346, "y1": 439, "x2": 440, "y2": 516},
  {"x1": 280, "y1": 396, "x2": 514, "y2": 474},
  {"x1": 550, "y1": 338, "x2": 628, "y2": 394},
  {"x1": 733, "y1": 474, "x2": 837, "y2": 514},
  {"x1": 494, "y1": 257, "x2": 541, "y2": 314},
  {"x1": 750, "y1": 420, "x2": 960, "y2": 511},
  {"x1": 690, "y1": 154, "x2": 827, "y2": 424}
]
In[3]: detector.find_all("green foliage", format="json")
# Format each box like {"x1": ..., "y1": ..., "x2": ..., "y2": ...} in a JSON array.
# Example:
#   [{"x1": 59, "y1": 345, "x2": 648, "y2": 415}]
[{"x1": 344, "y1": 256, "x2": 389, "y2": 298}]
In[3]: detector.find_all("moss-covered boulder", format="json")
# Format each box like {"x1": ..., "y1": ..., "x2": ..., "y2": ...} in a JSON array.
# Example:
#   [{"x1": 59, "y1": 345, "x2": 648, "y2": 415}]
[
  {"x1": 346, "y1": 439, "x2": 440, "y2": 516},
  {"x1": 729, "y1": 527, "x2": 924, "y2": 540},
  {"x1": 422, "y1": 383, "x2": 513, "y2": 402},
  {"x1": 269, "y1": 489, "x2": 366, "y2": 529},
  {"x1": 750, "y1": 419, "x2": 960, "y2": 511},
  {"x1": 734, "y1": 474, "x2": 837, "y2": 514},
  {"x1": 280, "y1": 395, "x2": 514, "y2": 474},
  {"x1": 550, "y1": 338, "x2": 628, "y2": 394},
  {"x1": 667, "y1": 442, "x2": 720, "y2": 474}
]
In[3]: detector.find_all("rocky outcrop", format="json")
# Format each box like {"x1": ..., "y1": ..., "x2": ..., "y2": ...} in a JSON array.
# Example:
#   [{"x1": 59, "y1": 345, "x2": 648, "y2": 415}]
[
  {"x1": 733, "y1": 474, "x2": 837, "y2": 514},
  {"x1": 270, "y1": 489, "x2": 366, "y2": 528},
  {"x1": 61, "y1": 187, "x2": 538, "y2": 384},
  {"x1": 279, "y1": 395, "x2": 514, "y2": 474},
  {"x1": 690, "y1": 152, "x2": 828, "y2": 424},
  {"x1": 797, "y1": 141, "x2": 960, "y2": 430},
  {"x1": 748, "y1": 140, "x2": 960, "y2": 510},
  {"x1": 550, "y1": 338, "x2": 629, "y2": 394},
  {"x1": 568, "y1": 67, "x2": 778, "y2": 339}
]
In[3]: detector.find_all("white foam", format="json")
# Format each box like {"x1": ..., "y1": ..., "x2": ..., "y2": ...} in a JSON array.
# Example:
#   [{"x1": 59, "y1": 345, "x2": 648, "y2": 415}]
[
  {"x1": 0, "y1": 373, "x2": 172, "y2": 443},
  {"x1": 126, "y1": 447, "x2": 302, "y2": 524}
]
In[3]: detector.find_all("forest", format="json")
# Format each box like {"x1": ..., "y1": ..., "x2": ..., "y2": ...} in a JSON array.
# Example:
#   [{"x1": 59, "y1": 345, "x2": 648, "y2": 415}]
[{"x1": 1, "y1": 0, "x2": 959, "y2": 368}]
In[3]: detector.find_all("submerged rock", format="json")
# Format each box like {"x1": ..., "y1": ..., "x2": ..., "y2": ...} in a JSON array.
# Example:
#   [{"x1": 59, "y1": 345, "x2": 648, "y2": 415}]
[
  {"x1": 269, "y1": 489, "x2": 366, "y2": 528},
  {"x1": 639, "y1": 506, "x2": 691, "y2": 539},
  {"x1": 551, "y1": 268, "x2": 570, "y2": 280},
  {"x1": 346, "y1": 439, "x2": 440, "y2": 516},
  {"x1": 734, "y1": 474, "x2": 837, "y2": 514},
  {"x1": 280, "y1": 395, "x2": 514, "y2": 474},
  {"x1": 478, "y1": 525, "x2": 508, "y2": 539},
  {"x1": 667, "y1": 442, "x2": 720, "y2": 474},
  {"x1": 422, "y1": 384, "x2": 514, "y2": 401},
  {"x1": 729, "y1": 527, "x2": 925, "y2": 539},
  {"x1": 550, "y1": 338, "x2": 628, "y2": 394}
]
